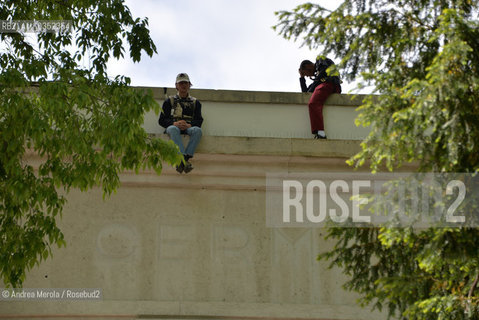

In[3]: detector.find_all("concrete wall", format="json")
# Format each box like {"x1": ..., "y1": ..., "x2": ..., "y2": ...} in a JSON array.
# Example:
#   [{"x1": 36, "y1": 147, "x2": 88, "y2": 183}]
[
  {"x1": 0, "y1": 89, "x2": 386, "y2": 320},
  {"x1": 142, "y1": 87, "x2": 371, "y2": 140}
]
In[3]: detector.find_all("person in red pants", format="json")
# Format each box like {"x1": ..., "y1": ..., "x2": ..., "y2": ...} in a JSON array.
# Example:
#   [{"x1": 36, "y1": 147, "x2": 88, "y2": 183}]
[{"x1": 299, "y1": 57, "x2": 341, "y2": 139}]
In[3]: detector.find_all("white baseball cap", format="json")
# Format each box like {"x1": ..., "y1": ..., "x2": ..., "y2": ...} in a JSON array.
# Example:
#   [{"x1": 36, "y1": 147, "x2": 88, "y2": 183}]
[{"x1": 176, "y1": 73, "x2": 192, "y2": 84}]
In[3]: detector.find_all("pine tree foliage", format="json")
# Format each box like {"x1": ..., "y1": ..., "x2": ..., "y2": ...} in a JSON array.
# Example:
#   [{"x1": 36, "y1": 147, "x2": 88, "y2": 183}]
[
  {"x1": 276, "y1": 1, "x2": 479, "y2": 319},
  {"x1": 0, "y1": 0, "x2": 180, "y2": 287}
]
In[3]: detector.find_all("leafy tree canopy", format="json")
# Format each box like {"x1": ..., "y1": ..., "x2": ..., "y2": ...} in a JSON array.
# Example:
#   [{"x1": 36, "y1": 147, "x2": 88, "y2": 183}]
[
  {"x1": 276, "y1": 1, "x2": 479, "y2": 319},
  {"x1": 0, "y1": 0, "x2": 180, "y2": 287}
]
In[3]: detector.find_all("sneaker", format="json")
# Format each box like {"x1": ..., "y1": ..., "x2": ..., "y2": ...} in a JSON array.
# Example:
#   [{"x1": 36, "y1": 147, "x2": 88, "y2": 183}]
[
  {"x1": 176, "y1": 162, "x2": 184, "y2": 173},
  {"x1": 314, "y1": 133, "x2": 327, "y2": 139},
  {"x1": 183, "y1": 161, "x2": 194, "y2": 173}
]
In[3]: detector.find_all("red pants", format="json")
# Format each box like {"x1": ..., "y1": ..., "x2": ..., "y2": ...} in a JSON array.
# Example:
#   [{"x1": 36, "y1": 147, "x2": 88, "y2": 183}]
[{"x1": 308, "y1": 82, "x2": 341, "y2": 133}]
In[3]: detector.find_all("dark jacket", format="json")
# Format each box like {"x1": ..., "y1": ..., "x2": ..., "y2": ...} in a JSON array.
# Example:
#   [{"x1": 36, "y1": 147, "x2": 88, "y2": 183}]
[
  {"x1": 300, "y1": 76, "x2": 342, "y2": 93},
  {"x1": 158, "y1": 95, "x2": 203, "y2": 129},
  {"x1": 300, "y1": 77, "x2": 321, "y2": 93},
  {"x1": 300, "y1": 57, "x2": 342, "y2": 93}
]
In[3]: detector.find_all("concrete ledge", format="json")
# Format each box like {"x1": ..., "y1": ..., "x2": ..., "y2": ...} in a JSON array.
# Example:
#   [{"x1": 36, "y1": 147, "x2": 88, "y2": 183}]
[
  {"x1": 0, "y1": 300, "x2": 385, "y2": 320},
  {"x1": 154, "y1": 135, "x2": 361, "y2": 158},
  {"x1": 136, "y1": 86, "x2": 371, "y2": 106},
  {"x1": 141, "y1": 87, "x2": 371, "y2": 140}
]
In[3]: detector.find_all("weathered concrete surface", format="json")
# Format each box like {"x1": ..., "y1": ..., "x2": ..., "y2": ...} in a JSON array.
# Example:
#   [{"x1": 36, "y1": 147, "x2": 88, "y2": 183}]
[
  {"x1": 142, "y1": 87, "x2": 371, "y2": 140},
  {"x1": 0, "y1": 90, "x2": 386, "y2": 320}
]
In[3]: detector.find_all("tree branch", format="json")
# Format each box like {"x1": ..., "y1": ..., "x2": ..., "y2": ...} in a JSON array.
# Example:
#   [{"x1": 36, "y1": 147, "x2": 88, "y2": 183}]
[{"x1": 467, "y1": 272, "x2": 479, "y2": 315}]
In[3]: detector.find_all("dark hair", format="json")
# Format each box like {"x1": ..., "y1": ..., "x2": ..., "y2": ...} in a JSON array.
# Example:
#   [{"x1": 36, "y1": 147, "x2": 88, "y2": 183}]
[{"x1": 299, "y1": 59, "x2": 314, "y2": 70}]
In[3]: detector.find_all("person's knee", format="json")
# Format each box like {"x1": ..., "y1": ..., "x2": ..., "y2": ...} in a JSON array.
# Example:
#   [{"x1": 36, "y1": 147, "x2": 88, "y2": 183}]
[
  {"x1": 166, "y1": 125, "x2": 180, "y2": 135},
  {"x1": 190, "y1": 126, "x2": 202, "y2": 137}
]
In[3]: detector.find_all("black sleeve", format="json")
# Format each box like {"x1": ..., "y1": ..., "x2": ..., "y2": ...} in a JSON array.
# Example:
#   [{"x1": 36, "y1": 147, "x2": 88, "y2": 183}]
[
  {"x1": 158, "y1": 99, "x2": 174, "y2": 128},
  {"x1": 189, "y1": 100, "x2": 203, "y2": 128},
  {"x1": 300, "y1": 77, "x2": 308, "y2": 92},
  {"x1": 307, "y1": 79, "x2": 322, "y2": 92}
]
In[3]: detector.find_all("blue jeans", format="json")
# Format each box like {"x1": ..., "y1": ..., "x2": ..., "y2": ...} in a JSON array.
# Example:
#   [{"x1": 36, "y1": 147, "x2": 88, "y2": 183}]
[{"x1": 166, "y1": 125, "x2": 203, "y2": 157}]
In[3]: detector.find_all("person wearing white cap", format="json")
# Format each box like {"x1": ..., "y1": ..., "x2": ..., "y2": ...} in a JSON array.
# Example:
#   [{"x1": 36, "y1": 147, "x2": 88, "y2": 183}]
[{"x1": 159, "y1": 73, "x2": 203, "y2": 173}]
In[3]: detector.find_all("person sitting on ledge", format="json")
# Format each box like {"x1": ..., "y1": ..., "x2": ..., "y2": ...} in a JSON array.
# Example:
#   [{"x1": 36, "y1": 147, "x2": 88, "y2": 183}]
[
  {"x1": 159, "y1": 73, "x2": 203, "y2": 174},
  {"x1": 299, "y1": 57, "x2": 341, "y2": 140}
]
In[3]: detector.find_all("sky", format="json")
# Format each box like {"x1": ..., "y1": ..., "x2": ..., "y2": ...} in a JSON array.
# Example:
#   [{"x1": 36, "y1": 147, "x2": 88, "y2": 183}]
[{"x1": 105, "y1": 0, "x2": 361, "y2": 93}]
